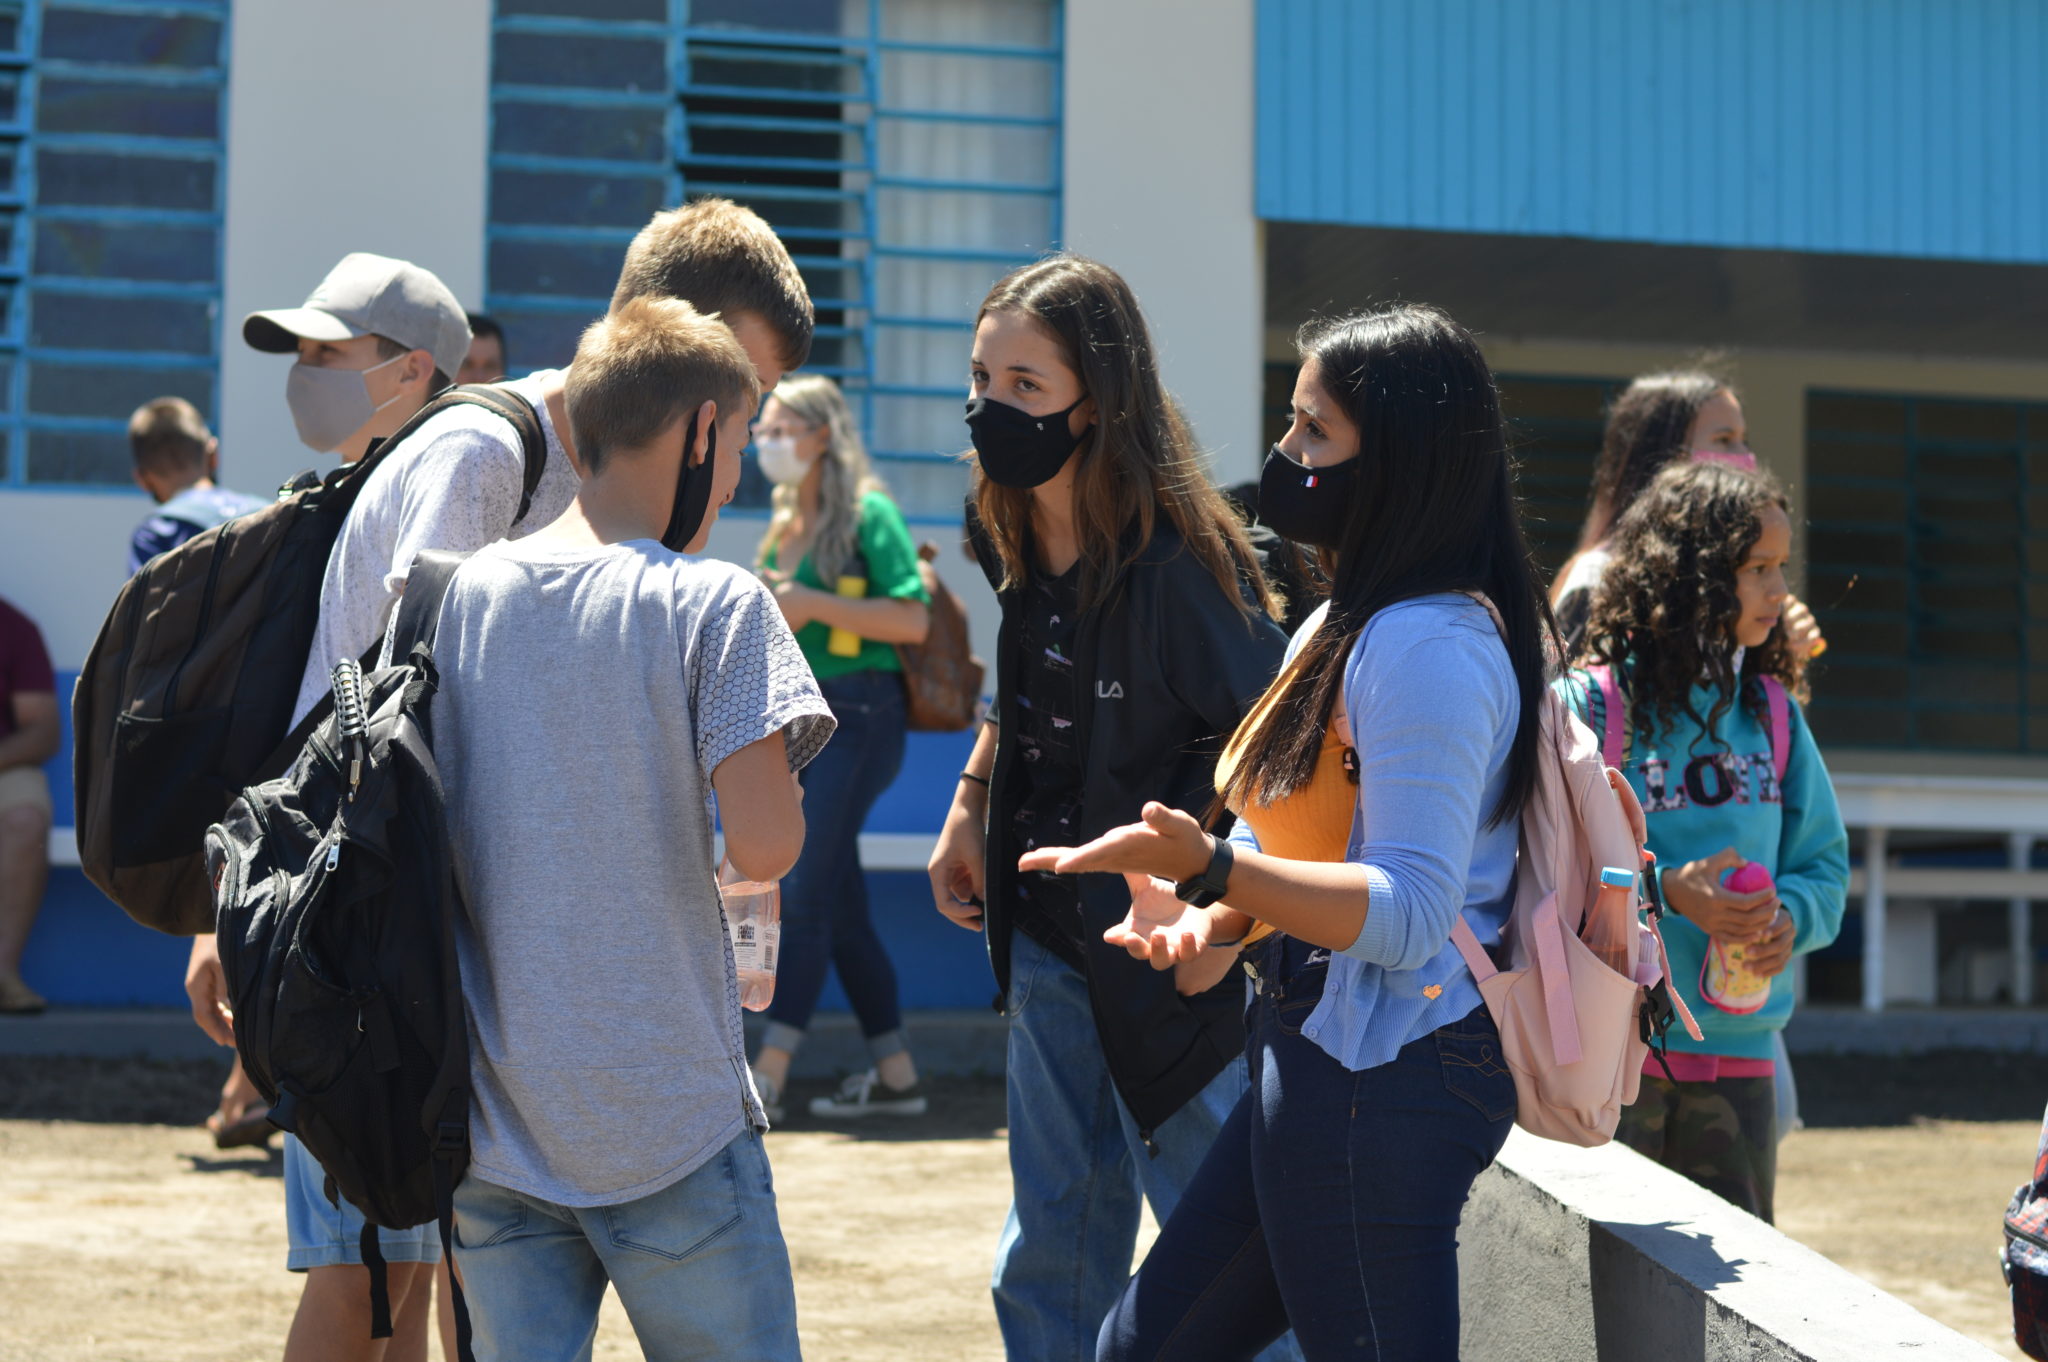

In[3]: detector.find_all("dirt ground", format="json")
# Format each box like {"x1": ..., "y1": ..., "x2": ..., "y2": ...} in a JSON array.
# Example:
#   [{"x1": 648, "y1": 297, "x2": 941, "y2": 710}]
[{"x1": 0, "y1": 1051, "x2": 2041, "y2": 1360}]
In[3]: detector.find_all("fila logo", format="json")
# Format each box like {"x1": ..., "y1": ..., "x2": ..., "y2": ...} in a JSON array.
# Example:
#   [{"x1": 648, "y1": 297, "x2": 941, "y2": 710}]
[{"x1": 1096, "y1": 680, "x2": 1125, "y2": 699}]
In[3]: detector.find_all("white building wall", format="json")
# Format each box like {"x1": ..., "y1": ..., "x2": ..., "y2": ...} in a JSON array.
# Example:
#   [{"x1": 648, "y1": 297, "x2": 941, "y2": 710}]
[
  {"x1": 0, "y1": 494, "x2": 146, "y2": 670},
  {"x1": 0, "y1": 1, "x2": 496, "y2": 670},
  {"x1": 218, "y1": 0, "x2": 494, "y2": 504},
  {"x1": 1061, "y1": 0, "x2": 1265, "y2": 483}
]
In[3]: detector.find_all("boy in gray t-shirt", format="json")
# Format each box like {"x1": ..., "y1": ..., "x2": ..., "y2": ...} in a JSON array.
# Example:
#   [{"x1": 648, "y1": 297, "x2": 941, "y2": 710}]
[{"x1": 429, "y1": 298, "x2": 831, "y2": 1359}]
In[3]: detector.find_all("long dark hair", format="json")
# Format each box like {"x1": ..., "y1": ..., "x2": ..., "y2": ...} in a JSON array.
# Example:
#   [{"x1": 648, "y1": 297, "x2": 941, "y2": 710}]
[
  {"x1": 1577, "y1": 369, "x2": 1728, "y2": 550},
  {"x1": 1582, "y1": 460, "x2": 1805, "y2": 744},
  {"x1": 969, "y1": 254, "x2": 1276, "y2": 619},
  {"x1": 1220, "y1": 304, "x2": 1554, "y2": 828}
]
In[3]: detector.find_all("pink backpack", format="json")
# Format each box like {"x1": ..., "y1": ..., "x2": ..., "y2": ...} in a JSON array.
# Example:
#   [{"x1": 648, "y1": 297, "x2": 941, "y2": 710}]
[{"x1": 1441, "y1": 603, "x2": 1702, "y2": 1146}]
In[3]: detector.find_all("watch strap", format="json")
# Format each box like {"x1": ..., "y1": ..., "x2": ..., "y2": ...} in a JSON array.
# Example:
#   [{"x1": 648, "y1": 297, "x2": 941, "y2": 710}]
[{"x1": 1174, "y1": 834, "x2": 1234, "y2": 907}]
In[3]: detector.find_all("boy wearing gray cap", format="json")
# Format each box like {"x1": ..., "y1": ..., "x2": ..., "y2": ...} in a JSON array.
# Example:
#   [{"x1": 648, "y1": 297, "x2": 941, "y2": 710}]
[
  {"x1": 245, "y1": 250, "x2": 473, "y2": 463},
  {"x1": 204, "y1": 250, "x2": 476, "y2": 1361},
  {"x1": 184, "y1": 204, "x2": 813, "y2": 1362}
]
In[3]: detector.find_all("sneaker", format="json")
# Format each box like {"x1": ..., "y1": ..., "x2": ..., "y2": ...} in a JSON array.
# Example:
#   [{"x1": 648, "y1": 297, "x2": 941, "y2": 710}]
[
  {"x1": 0, "y1": 971, "x2": 45, "y2": 1015},
  {"x1": 809, "y1": 1069, "x2": 928, "y2": 1120},
  {"x1": 749, "y1": 1067, "x2": 785, "y2": 1124}
]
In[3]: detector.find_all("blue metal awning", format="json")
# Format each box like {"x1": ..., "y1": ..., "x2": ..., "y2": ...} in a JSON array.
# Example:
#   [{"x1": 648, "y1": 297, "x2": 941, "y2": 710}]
[{"x1": 1256, "y1": 0, "x2": 2048, "y2": 265}]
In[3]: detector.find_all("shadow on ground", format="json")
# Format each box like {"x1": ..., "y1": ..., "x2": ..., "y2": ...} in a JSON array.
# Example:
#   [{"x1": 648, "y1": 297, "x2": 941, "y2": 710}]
[
  {"x1": 1793, "y1": 1050, "x2": 2048, "y2": 1127},
  {"x1": 0, "y1": 1055, "x2": 235, "y2": 1125}
]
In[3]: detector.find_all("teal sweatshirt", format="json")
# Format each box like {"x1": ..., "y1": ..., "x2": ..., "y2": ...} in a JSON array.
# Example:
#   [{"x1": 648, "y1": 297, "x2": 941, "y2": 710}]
[{"x1": 1555, "y1": 667, "x2": 1849, "y2": 1059}]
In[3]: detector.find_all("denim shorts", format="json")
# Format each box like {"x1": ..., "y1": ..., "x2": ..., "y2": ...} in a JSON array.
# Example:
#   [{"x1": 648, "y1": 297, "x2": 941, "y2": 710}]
[{"x1": 283, "y1": 1133, "x2": 443, "y2": 1271}]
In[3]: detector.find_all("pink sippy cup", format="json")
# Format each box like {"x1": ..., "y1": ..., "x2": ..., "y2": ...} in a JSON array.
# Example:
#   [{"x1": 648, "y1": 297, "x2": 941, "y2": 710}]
[{"x1": 1701, "y1": 861, "x2": 1775, "y2": 1014}]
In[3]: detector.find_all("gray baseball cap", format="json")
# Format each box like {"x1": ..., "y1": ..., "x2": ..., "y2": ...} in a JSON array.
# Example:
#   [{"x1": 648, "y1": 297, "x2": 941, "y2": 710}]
[{"x1": 244, "y1": 252, "x2": 471, "y2": 380}]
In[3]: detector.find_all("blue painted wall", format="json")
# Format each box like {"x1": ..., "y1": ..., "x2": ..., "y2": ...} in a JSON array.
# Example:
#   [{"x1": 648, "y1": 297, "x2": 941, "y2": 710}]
[
  {"x1": 1256, "y1": 0, "x2": 2048, "y2": 264},
  {"x1": 27, "y1": 670, "x2": 993, "y2": 1010}
]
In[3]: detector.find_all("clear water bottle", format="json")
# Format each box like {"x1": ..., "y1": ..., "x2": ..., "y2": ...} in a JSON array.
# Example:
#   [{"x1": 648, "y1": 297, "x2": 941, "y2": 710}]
[{"x1": 720, "y1": 865, "x2": 781, "y2": 1012}]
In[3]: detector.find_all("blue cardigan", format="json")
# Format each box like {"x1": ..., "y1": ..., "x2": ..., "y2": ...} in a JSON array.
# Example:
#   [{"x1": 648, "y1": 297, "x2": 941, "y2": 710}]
[{"x1": 1231, "y1": 594, "x2": 1520, "y2": 1072}]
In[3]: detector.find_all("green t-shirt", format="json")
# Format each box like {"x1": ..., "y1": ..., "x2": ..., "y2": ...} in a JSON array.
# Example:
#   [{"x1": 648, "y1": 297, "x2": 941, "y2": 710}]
[{"x1": 764, "y1": 489, "x2": 930, "y2": 680}]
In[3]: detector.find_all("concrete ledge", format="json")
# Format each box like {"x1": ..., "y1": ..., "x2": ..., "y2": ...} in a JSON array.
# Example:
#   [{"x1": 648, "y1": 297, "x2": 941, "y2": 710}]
[
  {"x1": 1786, "y1": 1004, "x2": 2048, "y2": 1054},
  {"x1": 0, "y1": 1008, "x2": 229, "y2": 1062},
  {"x1": 1461, "y1": 1129, "x2": 2000, "y2": 1361},
  {"x1": 0, "y1": 1007, "x2": 1013, "y2": 1077}
]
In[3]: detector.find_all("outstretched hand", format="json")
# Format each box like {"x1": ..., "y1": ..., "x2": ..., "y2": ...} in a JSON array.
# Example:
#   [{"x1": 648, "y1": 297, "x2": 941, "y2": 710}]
[
  {"x1": 1024, "y1": 804, "x2": 1253, "y2": 996},
  {"x1": 1102, "y1": 872, "x2": 1246, "y2": 996},
  {"x1": 1016, "y1": 801, "x2": 1212, "y2": 883},
  {"x1": 1104, "y1": 873, "x2": 1208, "y2": 968}
]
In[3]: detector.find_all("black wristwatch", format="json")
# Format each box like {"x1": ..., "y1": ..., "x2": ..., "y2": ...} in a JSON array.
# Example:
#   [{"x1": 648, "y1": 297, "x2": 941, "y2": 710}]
[{"x1": 1174, "y1": 835, "x2": 1235, "y2": 907}]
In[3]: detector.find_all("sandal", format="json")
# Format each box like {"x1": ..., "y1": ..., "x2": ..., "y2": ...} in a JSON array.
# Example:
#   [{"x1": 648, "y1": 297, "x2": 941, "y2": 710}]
[{"x1": 206, "y1": 1102, "x2": 275, "y2": 1150}]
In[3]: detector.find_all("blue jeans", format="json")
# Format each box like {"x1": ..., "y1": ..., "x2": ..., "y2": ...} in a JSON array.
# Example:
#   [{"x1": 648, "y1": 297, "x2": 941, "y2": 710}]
[
  {"x1": 994, "y1": 927, "x2": 1300, "y2": 1362},
  {"x1": 451, "y1": 1129, "x2": 799, "y2": 1362},
  {"x1": 282, "y1": 1133, "x2": 441, "y2": 1270},
  {"x1": 1098, "y1": 938, "x2": 1517, "y2": 1361},
  {"x1": 762, "y1": 669, "x2": 908, "y2": 1053}
]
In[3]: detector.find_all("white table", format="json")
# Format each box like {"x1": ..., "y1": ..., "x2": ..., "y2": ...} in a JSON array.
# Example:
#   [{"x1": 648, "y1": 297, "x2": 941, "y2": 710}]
[{"x1": 1831, "y1": 770, "x2": 2048, "y2": 1011}]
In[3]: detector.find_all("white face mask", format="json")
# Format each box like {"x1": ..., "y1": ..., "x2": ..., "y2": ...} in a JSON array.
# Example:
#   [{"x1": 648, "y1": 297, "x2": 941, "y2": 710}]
[
  {"x1": 756, "y1": 436, "x2": 812, "y2": 487},
  {"x1": 286, "y1": 352, "x2": 405, "y2": 453}
]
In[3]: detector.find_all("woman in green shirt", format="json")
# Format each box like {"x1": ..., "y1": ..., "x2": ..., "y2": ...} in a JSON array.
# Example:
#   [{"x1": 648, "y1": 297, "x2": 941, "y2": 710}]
[{"x1": 751, "y1": 375, "x2": 932, "y2": 1121}]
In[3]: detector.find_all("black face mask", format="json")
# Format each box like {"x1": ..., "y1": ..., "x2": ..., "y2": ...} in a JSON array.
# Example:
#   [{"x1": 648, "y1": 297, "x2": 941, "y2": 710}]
[
  {"x1": 661, "y1": 414, "x2": 717, "y2": 552},
  {"x1": 964, "y1": 394, "x2": 1087, "y2": 488},
  {"x1": 1256, "y1": 444, "x2": 1360, "y2": 550}
]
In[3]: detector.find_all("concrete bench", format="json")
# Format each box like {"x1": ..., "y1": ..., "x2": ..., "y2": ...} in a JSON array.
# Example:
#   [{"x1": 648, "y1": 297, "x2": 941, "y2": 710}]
[{"x1": 1462, "y1": 1129, "x2": 2002, "y2": 1361}]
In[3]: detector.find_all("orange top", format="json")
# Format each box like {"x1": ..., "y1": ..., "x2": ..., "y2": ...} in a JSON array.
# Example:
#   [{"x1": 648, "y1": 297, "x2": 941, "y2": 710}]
[{"x1": 1213, "y1": 665, "x2": 1359, "y2": 944}]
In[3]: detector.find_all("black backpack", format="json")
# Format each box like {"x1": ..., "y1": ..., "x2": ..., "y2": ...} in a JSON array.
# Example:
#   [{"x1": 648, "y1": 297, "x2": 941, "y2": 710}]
[
  {"x1": 75, "y1": 386, "x2": 544, "y2": 936},
  {"x1": 205, "y1": 553, "x2": 475, "y2": 1357}
]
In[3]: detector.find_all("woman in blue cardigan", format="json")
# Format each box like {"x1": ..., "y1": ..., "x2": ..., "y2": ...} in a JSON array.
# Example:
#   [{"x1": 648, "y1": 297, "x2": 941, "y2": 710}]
[{"x1": 1024, "y1": 303, "x2": 1555, "y2": 1360}]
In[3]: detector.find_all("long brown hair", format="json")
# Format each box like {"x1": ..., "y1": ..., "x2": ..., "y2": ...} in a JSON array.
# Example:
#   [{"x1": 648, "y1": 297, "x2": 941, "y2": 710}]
[
  {"x1": 1581, "y1": 460, "x2": 1806, "y2": 745},
  {"x1": 1577, "y1": 369, "x2": 1728, "y2": 550},
  {"x1": 968, "y1": 255, "x2": 1276, "y2": 619},
  {"x1": 1219, "y1": 305, "x2": 1555, "y2": 828}
]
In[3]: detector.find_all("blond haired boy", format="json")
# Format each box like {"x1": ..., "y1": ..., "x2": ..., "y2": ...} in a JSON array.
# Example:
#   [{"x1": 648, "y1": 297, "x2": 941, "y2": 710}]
[{"x1": 425, "y1": 297, "x2": 831, "y2": 1359}]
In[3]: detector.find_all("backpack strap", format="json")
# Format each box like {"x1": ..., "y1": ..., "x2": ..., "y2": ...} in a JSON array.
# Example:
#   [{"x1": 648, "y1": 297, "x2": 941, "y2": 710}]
[
  {"x1": 432, "y1": 1124, "x2": 478, "y2": 1362},
  {"x1": 445, "y1": 383, "x2": 548, "y2": 525},
  {"x1": 1585, "y1": 663, "x2": 1629, "y2": 769},
  {"x1": 1450, "y1": 916, "x2": 1498, "y2": 984},
  {"x1": 357, "y1": 384, "x2": 549, "y2": 526},
  {"x1": 358, "y1": 1223, "x2": 393, "y2": 1339},
  {"x1": 390, "y1": 551, "x2": 471, "y2": 661},
  {"x1": 1758, "y1": 674, "x2": 1791, "y2": 783}
]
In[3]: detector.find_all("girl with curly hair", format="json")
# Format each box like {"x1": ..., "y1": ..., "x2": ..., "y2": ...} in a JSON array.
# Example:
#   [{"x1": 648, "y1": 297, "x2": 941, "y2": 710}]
[
  {"x1": 1550, "y1": 370, "x2": 1825, "y2": 660},
  {"x1": 1558, "y1": 460, "x2": 1848, "y2": 1222}
]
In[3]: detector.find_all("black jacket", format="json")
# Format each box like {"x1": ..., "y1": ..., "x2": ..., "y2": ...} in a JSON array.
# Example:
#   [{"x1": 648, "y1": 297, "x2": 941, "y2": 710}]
[{"x1": 970, "y1": 511, "x2": 1288, "y2": 1140}]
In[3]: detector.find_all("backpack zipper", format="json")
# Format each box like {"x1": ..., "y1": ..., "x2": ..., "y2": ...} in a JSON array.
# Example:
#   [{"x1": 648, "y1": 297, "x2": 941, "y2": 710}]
[{"x1": 162, "y1": 517, "x2": 233, "y2": 715}]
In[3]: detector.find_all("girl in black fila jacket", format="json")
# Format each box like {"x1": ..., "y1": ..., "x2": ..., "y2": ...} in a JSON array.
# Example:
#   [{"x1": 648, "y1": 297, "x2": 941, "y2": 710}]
[{"x1": 926, "y1": 254, "x2": 1293, "y2": 1362}]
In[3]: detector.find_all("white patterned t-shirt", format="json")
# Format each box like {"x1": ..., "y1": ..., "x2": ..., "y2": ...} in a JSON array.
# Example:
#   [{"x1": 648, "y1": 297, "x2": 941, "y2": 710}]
[
  {"x1": 429, "y1": 539, "x2": 833, "y2": 1207},
  {"x1": 289, "y1": 370, "x2": 580, "y2": 727}
]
